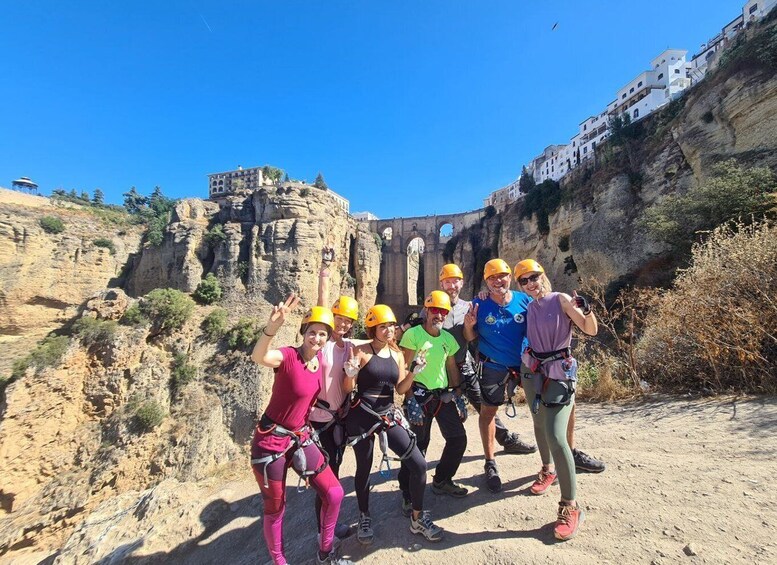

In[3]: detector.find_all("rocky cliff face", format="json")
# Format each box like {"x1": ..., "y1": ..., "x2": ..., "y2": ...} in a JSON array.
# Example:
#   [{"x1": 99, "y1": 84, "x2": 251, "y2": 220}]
[
  {"x1": 0, "y1": 192, "x2": 144, "y2": 376},
  {"x1": 450, "y1": 32, "x2": 777, "y2": 293},
  {"x1": 0, "y1": 184, "x2": 381, "y2": 559}
]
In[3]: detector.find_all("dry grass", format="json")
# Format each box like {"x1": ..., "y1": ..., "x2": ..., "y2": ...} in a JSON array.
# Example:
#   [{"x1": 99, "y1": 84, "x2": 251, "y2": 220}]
[{"x1": 635, "y1": 221, "x2": 777, "y2": 392}]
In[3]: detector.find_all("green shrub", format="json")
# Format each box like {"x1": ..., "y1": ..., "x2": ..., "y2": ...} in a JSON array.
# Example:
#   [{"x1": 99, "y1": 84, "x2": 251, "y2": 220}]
[
  {"x1": 202, "y1": 308, "x2": 229, "y2": 340},
  {"x1": 642, "y1": 160, "x2": 776, "y2": 257},
  {"x1": 39, "y1": 216, "x2": 65, "y2": 234},
  {"x1": 171, "y1": 352, "x2": 198, "y2": 392},
  {"x1": 226, "y1": 318, "x2": 260, "y2": 350},
  {"x1": 73, "y1": 317, "x2": 118, "y2": 346},
  {"x1": 93, "y1": 238, "x2": 117, "y2": 255},
  {"x1": 300, "y1": 187, "x2": 311, "y2": 197},
  {"x1": 134, "y1": 401, "x2": 165, "y2": 432},
  {"x1": 521, "y1": 180, "x2": 562, "y2": 235},
  {"x1": 193, "y1": 273, "x2": 222, "y2": 304},
  {"x1": 204, "y1": 224, "x2": 228, "y2": 248},
  {"x1": 121, "y1": 303, "x2": 149, "y2": 326},
  {"x1": 141, "y1": 288, "x2": 195, "y2": 333},
  {"x1": 9, "y1": 335, "x2": 71, "y2": 383}
]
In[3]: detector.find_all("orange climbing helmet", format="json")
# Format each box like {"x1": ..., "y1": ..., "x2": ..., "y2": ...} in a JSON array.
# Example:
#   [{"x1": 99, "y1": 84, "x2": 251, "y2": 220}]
[
  {"x1": 483, "y1": 258, "x2": 511, "y2": 280},
  {"x1": 514, "y1": 259, "x2": 545, "y2": 279},
  {"x1": 332, "y1": 296, "x2": 359, "y2": 321},
  {"x1": 438, "y1": 263, "x2": 464, "y2": 281},
  {"x1": 300, "y1": 306, "x2": 335, "y2": 334},
  {"x1": 365, "y1": 305, "x2": 397, "y2": 327},
  {"x1": 424, "y1": 290, "x2": 452, "y2": 311}
]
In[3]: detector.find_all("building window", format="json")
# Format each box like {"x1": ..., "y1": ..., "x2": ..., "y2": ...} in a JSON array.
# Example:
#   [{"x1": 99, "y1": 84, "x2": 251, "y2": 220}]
[
  {"x1": 675, "y1": 68, "x2": 680, "y2": 73},
  {"x1": 750, "y1": 4, "x2": 758, "y2": 14},
  {"x1": 630, "y1": 87, "x2": 634, "y2": 93},
  {"x1": 634, "y1": 108, "x2": 639, "y2": 118},
  {"x1": 658, "y1": 73, "x2": 664, "y2": 80},
  {"x1": 638, "y1": 81, "x2": 643, "y2": 87},
  {"x1": 583, "y1": 147, "x2": 588, "y2": 154},
  {"x1": 621, "y1": 93, "x2": 627, "y2": 99}
]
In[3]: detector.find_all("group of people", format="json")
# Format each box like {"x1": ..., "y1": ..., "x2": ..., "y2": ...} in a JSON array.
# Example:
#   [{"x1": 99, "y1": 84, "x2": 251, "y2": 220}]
[{"x1": 249, "y1": 253, "x2": 603, "y2": 564}]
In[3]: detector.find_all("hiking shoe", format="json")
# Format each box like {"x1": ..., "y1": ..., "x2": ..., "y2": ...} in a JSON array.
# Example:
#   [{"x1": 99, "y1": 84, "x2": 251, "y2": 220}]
[
  {"x1": 357, "y1": 512, "x2": 374, "y2": 545},
  {"x1": 432, "y1": 478, "x2": 469, "y2": 498},
  {"x1": 573, "y1": 448, "x2": 606, "y2": 473},
  {"x1": 410, "y1": 511, "x2": 444, "y2": 542},
  {"x1": 502, "y1": 433, "x2": 538, "y2": 454},
  {"x1": 554, "y1": 502, "x2": 585, "y2": 541},
  {"x1": 401, "y1": 497, "x2": 413, "y2": 518},
  {"x1": 530, "y1": 468, "x2": 558, "y2": 495},
  {"x1": 484, "y1": 461, "x2": 502, "y2": 493},
  {"x1": 317, "y1": 549, "x2": 355, "y2": 565}
]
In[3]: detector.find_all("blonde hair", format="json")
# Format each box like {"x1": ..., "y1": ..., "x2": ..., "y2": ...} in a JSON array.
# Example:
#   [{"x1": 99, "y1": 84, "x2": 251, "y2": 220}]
[{"x1": 518, "y1": 272, "x2": 553, "y2": 295}]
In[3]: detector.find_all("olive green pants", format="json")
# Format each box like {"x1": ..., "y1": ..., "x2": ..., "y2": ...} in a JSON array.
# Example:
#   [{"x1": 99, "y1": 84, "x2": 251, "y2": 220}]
[{"x1": 521, "y1": 370, "x2": 576, "y2": 501}]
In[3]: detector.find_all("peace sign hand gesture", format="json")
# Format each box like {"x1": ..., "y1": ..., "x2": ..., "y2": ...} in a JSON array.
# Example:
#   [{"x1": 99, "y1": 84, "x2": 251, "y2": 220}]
[
  {"x1": 464, "y1": 302, "x2": 479, "y2": 329},
  {"x1": 344, "y1": 346, "x2": 360, "y2": 378},
  {"x1": 267, "y1": 293, "x2": 300, "y2": 329}
]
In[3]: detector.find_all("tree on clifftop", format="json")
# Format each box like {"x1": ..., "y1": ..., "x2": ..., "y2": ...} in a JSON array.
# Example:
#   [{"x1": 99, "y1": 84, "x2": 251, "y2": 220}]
[
  {"x1": 92, "y1": 189, "x2": 104, "y2": 205},
  {"x1": 123, "y1": 186, "x2": 148, "y2": 214},
  {"x1": 519, "y1": 165, "x2": 536, "y2": 193},
  {"x1": 314, "y1": 173, "x2": 328, "y2": 190}
]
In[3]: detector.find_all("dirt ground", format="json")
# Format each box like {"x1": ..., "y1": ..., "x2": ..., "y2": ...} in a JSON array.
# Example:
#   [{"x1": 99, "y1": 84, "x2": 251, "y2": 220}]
[
  {"x1": 8, "y1": 395, "x2": 777, "y2": 565},
  {"x1": 128, "y1": 395, "x2": 777, "y2": 565}
]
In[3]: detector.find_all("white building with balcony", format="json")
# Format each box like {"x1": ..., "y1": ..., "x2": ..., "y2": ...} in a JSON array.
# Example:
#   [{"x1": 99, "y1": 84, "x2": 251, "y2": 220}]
[{"x1": 744, "y1": 0, "x2": 777, "y2": 23}]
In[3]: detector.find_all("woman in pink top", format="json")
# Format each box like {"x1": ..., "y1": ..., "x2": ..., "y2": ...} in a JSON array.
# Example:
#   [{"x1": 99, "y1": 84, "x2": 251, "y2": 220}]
[
  {"x1": 310, "y1": 252, "x2": 359, "y2": 540},
  {"x1": 250, "y1": 294, "x2": 352, "y2": 565},
  {"x1": 514, "y1": 260, "x2": 598, "y2": 542}
]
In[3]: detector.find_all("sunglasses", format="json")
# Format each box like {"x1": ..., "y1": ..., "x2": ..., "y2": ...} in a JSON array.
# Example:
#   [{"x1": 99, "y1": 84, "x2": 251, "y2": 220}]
[
  {"x1": 427, "y1": 307, "x2": 449, "y2": 316},
  {"x1": 518, "y1": 273, "x2": 542, "y2": 286}
]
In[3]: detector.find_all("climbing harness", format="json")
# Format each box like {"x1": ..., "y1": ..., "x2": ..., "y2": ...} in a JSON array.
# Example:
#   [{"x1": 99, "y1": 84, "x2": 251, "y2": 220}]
[
  {"x1": 477, "y1": 354, "x2": 522, "y2": 418},
  {"x1": 523, "y1": 347, "x2": 576, "y2": 414},
  {"x1": 250, "y1": 415, "x2": 328, "y2": 492},
  {"x1": 346, "y1": 398, "x2": 416, "y2": 478}
]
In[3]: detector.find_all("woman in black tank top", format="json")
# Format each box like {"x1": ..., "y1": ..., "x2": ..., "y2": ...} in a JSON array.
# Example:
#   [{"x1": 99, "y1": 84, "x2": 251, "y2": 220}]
[{"x1": 343, "y1": 305, "x2": 444, "y2": 544}]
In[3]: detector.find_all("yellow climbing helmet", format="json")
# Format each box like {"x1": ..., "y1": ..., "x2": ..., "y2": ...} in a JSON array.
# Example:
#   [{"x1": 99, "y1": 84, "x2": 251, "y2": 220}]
[
  {"x1": 514, "y1": 259, "x2": 545, "y2": 279},
  {"x1": 332, "y1": 296, "x2": 359, "y2": 320},
  {"x1": 300, "y1": 306, "x2": 335, "y2": 334},
  {"x1": 438, "y1": 263, "x2": 464, "y2": 281},
  {"x1": 365, "y1": 304, "x2": 397, "y2": 327},
  {"x1": 483, "y1": 258, "x2": 511, "y2": 280},
  {"x1": 424, "y1": 290, "x2": 452, "y2": 311}
]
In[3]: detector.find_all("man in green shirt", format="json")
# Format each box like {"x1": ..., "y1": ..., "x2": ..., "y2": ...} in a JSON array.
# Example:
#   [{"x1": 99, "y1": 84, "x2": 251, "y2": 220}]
[{"x1": 398, "y1": 291, "x2": 468, "y2": 507}]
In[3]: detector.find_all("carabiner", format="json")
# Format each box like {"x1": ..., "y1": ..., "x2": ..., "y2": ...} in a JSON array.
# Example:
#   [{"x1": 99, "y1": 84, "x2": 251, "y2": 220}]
[{"x1": 505, "y1": 400, "x2": 517, "y2": 419}]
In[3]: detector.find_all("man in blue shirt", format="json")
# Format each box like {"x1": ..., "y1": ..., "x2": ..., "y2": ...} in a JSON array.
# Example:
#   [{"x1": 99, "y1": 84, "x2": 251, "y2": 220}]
[{"x1": 463, "y1": 259, "x2": 531, "y2": 493}]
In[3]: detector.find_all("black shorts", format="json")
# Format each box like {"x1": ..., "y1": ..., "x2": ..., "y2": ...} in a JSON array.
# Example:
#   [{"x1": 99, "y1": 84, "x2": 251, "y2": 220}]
[{"x1": 478, "y1": 363, "x2": 516, "y2": 406}]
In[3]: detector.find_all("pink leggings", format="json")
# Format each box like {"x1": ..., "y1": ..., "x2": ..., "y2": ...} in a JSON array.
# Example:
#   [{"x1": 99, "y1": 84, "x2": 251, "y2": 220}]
[{"x1": 251, "y1": 442, "x2": 343, "y2": 565}]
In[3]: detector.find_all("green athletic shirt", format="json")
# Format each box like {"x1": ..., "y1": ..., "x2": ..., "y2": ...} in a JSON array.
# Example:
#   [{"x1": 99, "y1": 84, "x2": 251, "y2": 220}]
[{"x1": 399, "y1": 325, "x2": 460, "y2": 390}]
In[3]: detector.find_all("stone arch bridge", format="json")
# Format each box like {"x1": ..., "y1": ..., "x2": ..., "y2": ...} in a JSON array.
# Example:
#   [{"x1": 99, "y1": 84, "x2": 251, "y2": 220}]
[{"x1": 366, "y1": 209, "x2": 485, "y2": 320}]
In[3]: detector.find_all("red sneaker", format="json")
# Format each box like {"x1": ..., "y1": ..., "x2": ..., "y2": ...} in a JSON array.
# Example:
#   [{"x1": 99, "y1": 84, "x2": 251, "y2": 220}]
[
  {"x1": 554, "y1": 502, "x2": 584, "y2": 541},
  {"x1": 529, "y1": 468, "x2": 558, "y2": 495}
]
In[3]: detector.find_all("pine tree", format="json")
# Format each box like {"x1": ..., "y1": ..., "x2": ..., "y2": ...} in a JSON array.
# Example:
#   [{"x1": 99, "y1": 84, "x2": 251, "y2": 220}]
[
  {"x1": 123, "y1": 186, "x2": 148, "y2": 214},
  {"x1": 93, "y1": 188, "x2": 104, "y2": 205},
  {"x1": 314, "y1": 173, "x2": 328, "y2": 190}
]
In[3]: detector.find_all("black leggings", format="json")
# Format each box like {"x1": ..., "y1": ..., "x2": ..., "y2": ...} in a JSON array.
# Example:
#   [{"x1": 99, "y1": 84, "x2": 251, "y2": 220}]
[
  {"x1": 347, "y1": 406, "x2": 427, "y2": 513},
  {"x1": 312, "y1": 420, "x2": 346, "y2": 531}
]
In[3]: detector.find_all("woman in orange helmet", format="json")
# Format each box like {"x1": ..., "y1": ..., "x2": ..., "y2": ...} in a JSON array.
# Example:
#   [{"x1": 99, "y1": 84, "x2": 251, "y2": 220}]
[
  {"x1": 514, "y1": 259, "x2": 598, "y2": 541},
  {"x1": 343, "y1": 304, "x2": 443, "y2": 545}
]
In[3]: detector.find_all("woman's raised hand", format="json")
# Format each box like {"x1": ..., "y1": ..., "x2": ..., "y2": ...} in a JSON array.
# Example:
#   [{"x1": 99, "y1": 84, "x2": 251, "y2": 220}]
[
  {"x1": 344, "y1": 346, "x2": 360, "y2": 378},
  {"x1": 268, "y1": 293, "x2": 300, "y2": 326}
]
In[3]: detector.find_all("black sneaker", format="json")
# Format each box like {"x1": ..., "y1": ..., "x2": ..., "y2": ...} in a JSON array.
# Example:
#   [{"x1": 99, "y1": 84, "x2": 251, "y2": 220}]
[
  {"x1": 502, "y1": 434, "x2": 538, "y2": 454},
  {"x1": 573, "y1": 448, "x2": 606, "y2": 473},
  {"x1": 317, "y1": 549, "x2": 355, "y2": 564},
  {"x1": 484, "y1": 460, "x2": 502, "y2": 493},
  {"x1": 400, "y1": 497, "x2": 413, "y2": 518}
]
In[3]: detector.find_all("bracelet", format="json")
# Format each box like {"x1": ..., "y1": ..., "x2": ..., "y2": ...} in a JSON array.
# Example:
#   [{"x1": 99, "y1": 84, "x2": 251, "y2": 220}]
[{"x1": 263, "y1": 328, "x2": 276, "y2": 337}]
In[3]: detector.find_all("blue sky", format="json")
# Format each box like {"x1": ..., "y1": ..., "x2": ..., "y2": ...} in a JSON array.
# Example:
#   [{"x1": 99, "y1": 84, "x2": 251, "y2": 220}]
[{"x1": 1, "y1": 1, "x2": 741, "y2": 218}]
